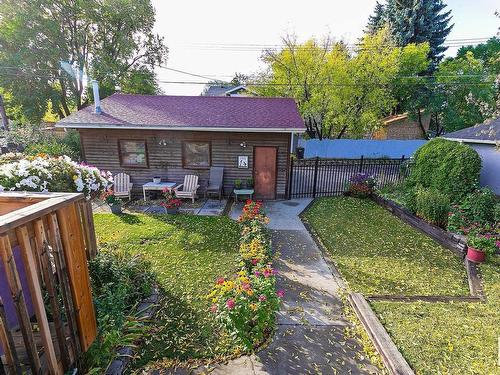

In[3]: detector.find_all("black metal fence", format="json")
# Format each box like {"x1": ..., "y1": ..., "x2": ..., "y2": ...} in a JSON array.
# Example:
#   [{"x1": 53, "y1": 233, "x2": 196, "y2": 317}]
[{"x1": 288, "y1": 156, "x2": 412, "y2": 198}]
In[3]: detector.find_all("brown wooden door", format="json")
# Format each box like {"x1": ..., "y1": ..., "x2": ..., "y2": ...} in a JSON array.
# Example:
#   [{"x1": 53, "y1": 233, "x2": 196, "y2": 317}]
[{"x1": 254, "y1": 146, "x2": 277, "y2": 199}]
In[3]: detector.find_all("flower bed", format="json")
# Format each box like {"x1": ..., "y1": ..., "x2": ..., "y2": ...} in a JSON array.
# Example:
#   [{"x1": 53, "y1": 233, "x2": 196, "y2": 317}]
[
  {"x1": 207, "y1": 200, "x2": 282, "y2": 350},
  {"x1": 0, "y1": 154, "x2": 112, "y2": 199}
]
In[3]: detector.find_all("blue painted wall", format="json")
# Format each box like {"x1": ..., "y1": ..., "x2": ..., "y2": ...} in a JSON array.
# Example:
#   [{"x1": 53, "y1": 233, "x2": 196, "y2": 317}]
[
  {"x1": 470, "y1": 143, "x2": 500, "y2": 195},
  {"x1": 298, "y1": 139, "x2": 427, "y2": 159}
]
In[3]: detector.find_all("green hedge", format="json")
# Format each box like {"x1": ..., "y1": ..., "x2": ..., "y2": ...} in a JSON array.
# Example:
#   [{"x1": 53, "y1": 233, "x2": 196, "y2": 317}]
[{"x1": 406, "y1": 138, "x2": 482, "y2": 202}]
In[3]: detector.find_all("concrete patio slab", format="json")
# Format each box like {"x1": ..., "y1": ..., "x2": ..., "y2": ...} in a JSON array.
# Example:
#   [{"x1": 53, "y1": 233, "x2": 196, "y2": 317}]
[{"x1": 197, "y1": 199, "x2": 228, "y2": 216}]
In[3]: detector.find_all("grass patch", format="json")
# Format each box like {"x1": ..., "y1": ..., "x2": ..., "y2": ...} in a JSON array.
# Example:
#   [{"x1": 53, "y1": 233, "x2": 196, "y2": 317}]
[
  {"x1": 371, "y1": 258, "x2": 500, "y2": 374},
  {"x1": 94, "y1": 213, "x2": 241, "y2": 366},
  {"x1": 303, "y1": 197, "x2": 469, "y2": 296}
]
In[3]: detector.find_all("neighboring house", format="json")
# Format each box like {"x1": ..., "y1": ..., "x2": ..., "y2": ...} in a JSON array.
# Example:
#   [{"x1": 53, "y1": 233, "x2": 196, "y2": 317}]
[
  {"x1": 444, "y1": 117, "x2": 500, "y2": 195},
  {"x1": 55, "y1": 93, "x2": 305, "y2": 199},
  {"x1": 370, "y1": 113, "x2": 430, "y2": 140},
  {"x1": 203, "y1": 85, "x2": 257, "y2": 97}
]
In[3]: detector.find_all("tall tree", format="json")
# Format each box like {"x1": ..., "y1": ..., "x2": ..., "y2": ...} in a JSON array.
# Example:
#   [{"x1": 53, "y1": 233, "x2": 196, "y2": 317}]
[
  {"x1": 366, "y1": 2, "x2": 386, "y2": 34},
  {"x1": 377, "y1": 0, "x2": 453, "y2": 68},
  {"x1": 0, "y1": 0, "x2": 168, "y2": 123},
  {"x1": 256, "y1": 29, "x2": 429, "y2": 139},
  {"x1": 430, "y1": 52, "x2": 497, "y2": 134}
]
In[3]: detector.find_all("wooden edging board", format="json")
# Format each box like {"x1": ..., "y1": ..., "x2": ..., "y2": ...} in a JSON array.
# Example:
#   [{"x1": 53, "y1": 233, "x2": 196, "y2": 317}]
[
  {"x1": 371, "y1": 195, "x2": 466, "y2": 257},
  {"x1": 348, "y1": 293, "x2": 415, "y2": 375}
]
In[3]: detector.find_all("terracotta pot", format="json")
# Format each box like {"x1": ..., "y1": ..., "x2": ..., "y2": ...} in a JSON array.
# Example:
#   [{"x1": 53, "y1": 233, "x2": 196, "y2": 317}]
[{"x1": 466, "y1": 246, "x2": 486, "y2": 263}]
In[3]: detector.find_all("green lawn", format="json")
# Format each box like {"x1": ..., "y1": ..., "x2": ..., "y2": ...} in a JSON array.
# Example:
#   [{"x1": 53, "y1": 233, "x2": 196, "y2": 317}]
[
  {"x1": 371, "y1": 260, "x2": 500, "y2": 374},
  {"x1": 93, "y1": 213, "x2": 241, "y2": 367},
  {"x1": 303, "y1": 197, "x2": 469, "y2": 296},
  {"x1": 304, "y1": 197, "x2": 500, "y2": 374}
]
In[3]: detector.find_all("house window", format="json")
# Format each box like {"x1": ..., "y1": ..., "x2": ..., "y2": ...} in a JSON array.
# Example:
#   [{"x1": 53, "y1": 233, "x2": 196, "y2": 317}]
[
  {"x1": 183, "y1": 141, "x2": 211, "y2": 168},
  {"x1": 119, "y1": 140, "x2": 148, "y2": 167}
]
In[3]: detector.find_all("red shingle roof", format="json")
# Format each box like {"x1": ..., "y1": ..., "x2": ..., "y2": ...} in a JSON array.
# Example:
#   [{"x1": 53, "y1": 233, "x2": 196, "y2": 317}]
[{"x1": 56, "y1": 93, "x2": 305, "y2": 132}]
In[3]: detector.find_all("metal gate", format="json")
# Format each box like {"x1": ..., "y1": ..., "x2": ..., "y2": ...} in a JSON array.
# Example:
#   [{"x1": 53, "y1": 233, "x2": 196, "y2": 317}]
[{"x1": 288, "y1": 156, "x2": 411, "y2": 198}]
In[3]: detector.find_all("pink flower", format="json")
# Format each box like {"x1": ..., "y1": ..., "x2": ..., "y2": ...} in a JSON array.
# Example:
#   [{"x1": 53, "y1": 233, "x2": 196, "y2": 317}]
[
  {"x1": 242, "y1": 283, "x2": 251, "y2": 291},
  {"x1": 254, "y1": 271, "x2": 261, "y2": 277},
  {"x1": 210, "y1": 304, "x2": 218, "y2": 313},
  {"x1": 263, "y1": 269, "x2": 272, "y2": 278},
  {"x1": 496, "y1": 240, "x2": 500, "y2": 248},
  {"x1": 251, "y1": 258, "x2": 259, "y2": 265},
  {"x1": 216, "y1": 277, "x2": 225, "y2": 285},
  {"x1": 276, "y1": 290, "x2": 285, "y2": 298},
  {"x1": 259, "y1": 294, "x2": 267, "y2": 302},
  {"x1": 226, "y1": 298, "x2": 236, "y2": 309}
]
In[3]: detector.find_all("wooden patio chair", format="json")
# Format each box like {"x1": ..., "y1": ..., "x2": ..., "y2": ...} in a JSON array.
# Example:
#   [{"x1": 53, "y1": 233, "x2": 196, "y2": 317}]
[
  {"x1": 174, "y1": 175, "x2": 200, "y2": 203},
  {"x1": 113, "y1": 173, "x2": 133, "y2": 200},
  {"x1": 205, "y1": 167, "x2": 224, "y2": 200}
]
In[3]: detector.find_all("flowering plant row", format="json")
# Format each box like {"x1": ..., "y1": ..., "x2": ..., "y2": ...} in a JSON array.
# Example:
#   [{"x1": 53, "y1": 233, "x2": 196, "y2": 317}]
[
  {"x1": 208, "y1": 200, "x2": 282, "y2": 350},
  {"x1": 0, "y1": 154, "x2": 113, "y2": 199},
  {"x1": 347, "y1": 172, "x2": 377, "y2": 198}
]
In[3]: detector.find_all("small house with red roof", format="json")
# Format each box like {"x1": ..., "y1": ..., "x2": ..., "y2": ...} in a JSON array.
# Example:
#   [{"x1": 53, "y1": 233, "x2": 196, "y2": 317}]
[{"x1": 56, "y1": 93, "x2": 305, "y2": 199}]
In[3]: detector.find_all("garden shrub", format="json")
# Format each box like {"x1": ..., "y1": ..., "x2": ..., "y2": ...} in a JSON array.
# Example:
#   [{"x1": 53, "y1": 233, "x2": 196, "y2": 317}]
[
  {"x1": 406, "y1": 138, "x2": 482, "y2": 202},
  {"x1": 208, "y1": 200, "x2": 282, "y2": 350},
  {"x1": 0, "y1": 154, "x2": 112, "y2": 198},
  {"x1": 447, "y1": 188, "x2": 498, "y2": 234},
  {"x1": 414, "y1": 187, "x2": 451, "y2": 228},
  {"x1": 347, "y1": 172, "x2": 376, "y2": 198},
  {"x1": 24, "y1": 141, "x2": 76, "y2": 159},
  {"x1": 83, "y1": 250, "x2": 157, "y2": 372},
  {"x1": 2, "y1": 124, "x2": 81, "y2": 160}
]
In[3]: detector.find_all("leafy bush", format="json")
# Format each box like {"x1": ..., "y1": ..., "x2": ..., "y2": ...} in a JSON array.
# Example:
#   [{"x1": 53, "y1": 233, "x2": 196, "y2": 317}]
[
  {"x1": 0, "y1": 154, "x2": 112, "y2": 198},
  {"x1": 347, "y1": 172, "x2": 377, "y2": 198},
  {"x1": 467, "y1": 233, "x2": 499, "y2": 258},
  {"x1": 208, "y1": 200, "x2": 281, "y2": 350},
  {"x1": 447, "y1": 188, "x2": 498, "y2": 234},
  {"x1": 406, "y1": 138, "x2": 482, "y2": 202},
  {"x1": 414, "y1": 187, "x2": 451, "y2": 228},
  {"x1": 2, "y1": 124, "x2": 81, "y2": 159},
  {"x1": 24, "y1": 141, "x2": 76, "y2": 159},
  {"x1": 83, "y1": 250, "x2": 157, "y2": 372}
]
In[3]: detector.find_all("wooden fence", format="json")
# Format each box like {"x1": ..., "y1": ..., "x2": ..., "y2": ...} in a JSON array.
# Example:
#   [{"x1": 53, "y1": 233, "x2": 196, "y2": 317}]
[
  {"x1": 0, "y1": 192, "x2": 98, "y2": 374},
  {"x1": 288, "y1": 156, "x2": 412, "y2": 198}
]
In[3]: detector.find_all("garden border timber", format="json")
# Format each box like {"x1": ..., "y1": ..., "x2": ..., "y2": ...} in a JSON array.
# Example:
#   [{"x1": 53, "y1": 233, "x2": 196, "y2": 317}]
[
  {"x1": 371, "y1": 194, "x2": 486, "y2": 301},
  {"x1": 348, "y1": 293, "x2": 415, "y2": 375},
  {"x1": 105, "y1": 285, "x2": 160, "y2": 375},
  {"x1": 371, "y1": 195, "x2": 466, "y2": 256}
]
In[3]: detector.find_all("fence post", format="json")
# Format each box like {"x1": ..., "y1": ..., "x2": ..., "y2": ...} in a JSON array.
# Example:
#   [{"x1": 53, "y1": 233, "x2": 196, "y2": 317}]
[
  {"x1": 359, "y1": 155, "x2": 364, "y2": 173},
  {"x1": 288, "y1": 157, "x2": 294, "y2": 200},
  {"x1": 312, "y1": 157, "x2": 319, "y2": 198}
]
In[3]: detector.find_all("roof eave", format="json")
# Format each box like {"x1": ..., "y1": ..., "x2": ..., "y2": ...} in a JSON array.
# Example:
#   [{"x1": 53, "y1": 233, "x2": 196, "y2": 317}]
[
  {"x1": 55, "y1": 122, "x2": 306, "y2": 133},
  {"x1": 443, "y1": 137, "x2": 498, "y2": 145}
]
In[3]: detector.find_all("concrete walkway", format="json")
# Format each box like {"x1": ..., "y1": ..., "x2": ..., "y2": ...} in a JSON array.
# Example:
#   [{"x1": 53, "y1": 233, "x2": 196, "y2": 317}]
[{"x1": 199, "y1": 199, "x2": 379, "y2": 374}]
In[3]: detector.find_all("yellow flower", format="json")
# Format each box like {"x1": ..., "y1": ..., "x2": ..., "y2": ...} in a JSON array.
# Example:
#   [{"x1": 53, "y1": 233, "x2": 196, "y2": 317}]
[
  {"x1": 246, "y1": 289, "x2": 254, "y2": 296},
  {"x1": 250, "y1": 303, "x2": 257, "y2": 311}
]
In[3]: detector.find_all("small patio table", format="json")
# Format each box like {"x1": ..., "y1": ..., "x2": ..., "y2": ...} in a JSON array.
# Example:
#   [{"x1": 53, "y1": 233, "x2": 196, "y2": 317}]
[
  {"x1": 143, "y1": 182, "x2": 176, "y2": 201},
  {"x1": 233, "y1": 188, "x2": 254, "y2": 202}
]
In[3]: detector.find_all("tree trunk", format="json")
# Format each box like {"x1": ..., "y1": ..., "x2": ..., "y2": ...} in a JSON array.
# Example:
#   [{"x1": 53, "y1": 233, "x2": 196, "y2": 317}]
[{"x1": 417, "y1": 111, "x2": 429, "y2": 139}]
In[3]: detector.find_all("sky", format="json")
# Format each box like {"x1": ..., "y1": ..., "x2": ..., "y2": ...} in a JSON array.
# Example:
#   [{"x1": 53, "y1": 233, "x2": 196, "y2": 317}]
[{"x1": 151, "y1": 0, "x2": 500, "y2": 96}]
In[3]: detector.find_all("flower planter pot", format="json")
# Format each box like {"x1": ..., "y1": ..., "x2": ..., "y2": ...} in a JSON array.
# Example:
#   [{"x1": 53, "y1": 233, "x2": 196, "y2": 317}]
[
  {"x1": 466, "y1": 246, "x2": 486, "y2": 263},
  {"x1": 110, "y1": 204, "x2": 122, "y2": 215},
  {"x1": 166, "y1": 207, "x2": 179, "y2": 214}
]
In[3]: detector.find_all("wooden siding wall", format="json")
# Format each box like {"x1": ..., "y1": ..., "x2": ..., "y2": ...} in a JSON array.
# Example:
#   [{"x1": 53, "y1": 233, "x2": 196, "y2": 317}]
[{"x1": 80, "y1": 129, "x2": 292, "y2": 198}]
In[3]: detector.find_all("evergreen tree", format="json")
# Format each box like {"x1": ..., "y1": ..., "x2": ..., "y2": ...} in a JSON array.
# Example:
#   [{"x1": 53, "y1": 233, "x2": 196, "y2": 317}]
[
  {"x1": 384, "y1": 0, "x2": 453, "y2": 68},
  {"x1": 366, "y1": 2, "x2": 386, "y2": 34}
]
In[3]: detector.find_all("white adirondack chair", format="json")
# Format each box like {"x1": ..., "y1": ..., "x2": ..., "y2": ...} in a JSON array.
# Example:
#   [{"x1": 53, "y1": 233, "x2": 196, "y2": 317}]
[
  {"x1": 174, "y1": 175, "x2": 200, "y2": 203},
  {"x1": 113, "y1": 173, "x2": 133, "y2": 200}
]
